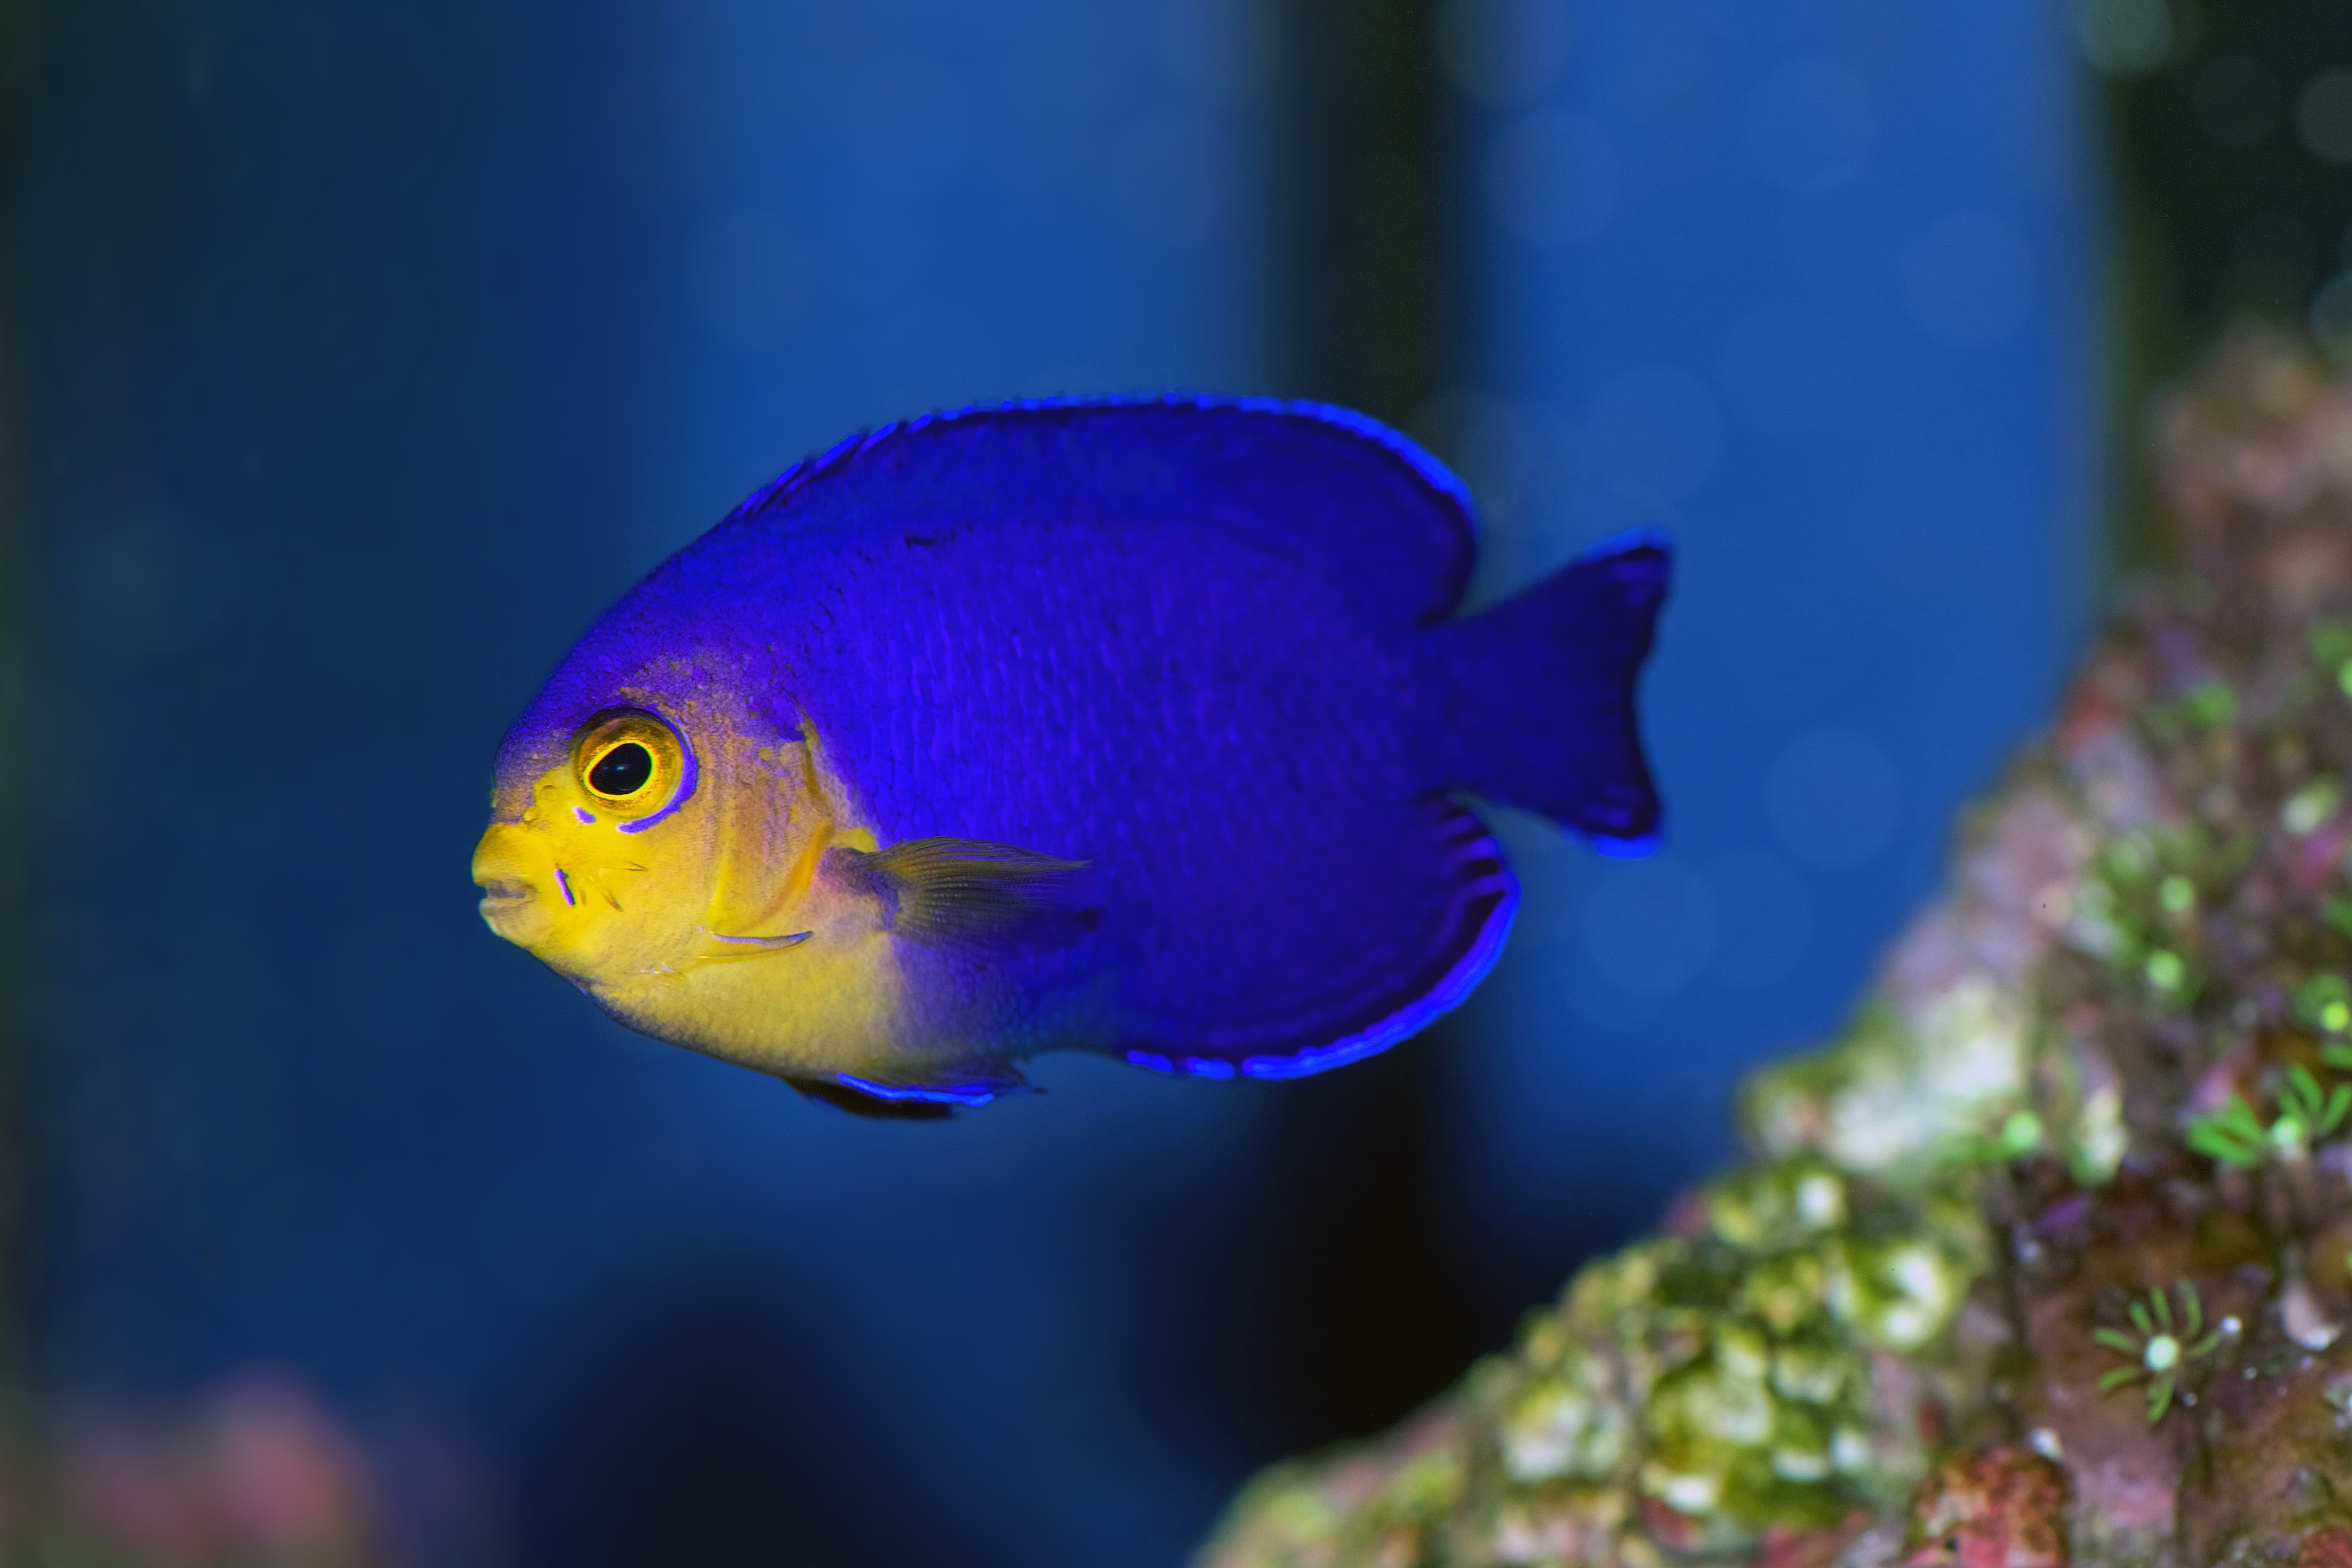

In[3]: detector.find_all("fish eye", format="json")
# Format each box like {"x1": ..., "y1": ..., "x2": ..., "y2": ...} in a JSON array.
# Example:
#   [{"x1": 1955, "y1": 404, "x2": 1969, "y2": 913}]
[
  {"x1": 589, "y1": 742, "x2": 654, "y2": 797},
  {"x1": 572, "y1": 709, "x2": 693, "y2": 821}
]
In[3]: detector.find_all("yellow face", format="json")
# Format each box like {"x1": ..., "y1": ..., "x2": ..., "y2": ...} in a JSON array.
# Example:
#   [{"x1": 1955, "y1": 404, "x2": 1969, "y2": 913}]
[
  {"x1": 472, "y1": 704, "x2": 718, "y2": 979},
  {"x1": 471, "y1": 681, "x2": 907, "y2": 1076}
]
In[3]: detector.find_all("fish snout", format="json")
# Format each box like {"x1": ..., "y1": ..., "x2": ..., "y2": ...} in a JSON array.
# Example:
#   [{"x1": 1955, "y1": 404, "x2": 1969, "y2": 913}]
[{"x1": 473, "y1": 826, "x2": 554, "y2": 946}]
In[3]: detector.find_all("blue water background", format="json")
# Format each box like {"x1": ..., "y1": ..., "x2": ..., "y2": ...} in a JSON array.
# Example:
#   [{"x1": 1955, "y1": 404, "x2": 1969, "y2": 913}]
[
  {"x1": 1441, "y1": 0, "x2": 2097, "y2": 1290},
  {"x1": 15, "y1": 0, "x2": 2090, "y2": 1562}
]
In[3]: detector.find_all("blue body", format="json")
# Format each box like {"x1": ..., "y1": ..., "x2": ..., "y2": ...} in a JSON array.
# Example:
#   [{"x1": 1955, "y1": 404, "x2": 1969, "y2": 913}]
[{"x1": 504, "y1": 398, "x2": 1668, "y2": 1098}]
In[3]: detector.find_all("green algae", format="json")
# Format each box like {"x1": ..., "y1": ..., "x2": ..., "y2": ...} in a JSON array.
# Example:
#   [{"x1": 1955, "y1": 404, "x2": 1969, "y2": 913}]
[{"x1": 1204, "y1": 1152, "x2": 1986, "y2": 1564}]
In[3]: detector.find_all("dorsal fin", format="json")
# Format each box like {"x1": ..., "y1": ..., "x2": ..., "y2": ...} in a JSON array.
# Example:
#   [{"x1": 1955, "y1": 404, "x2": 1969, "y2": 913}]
[{"x1": 717, "y1": 395, "x2": 1480, "y2": 627}]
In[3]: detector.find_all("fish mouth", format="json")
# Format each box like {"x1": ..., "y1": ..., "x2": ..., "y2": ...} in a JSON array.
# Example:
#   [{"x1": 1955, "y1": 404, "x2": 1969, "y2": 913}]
[
  {"x1": 472, "y1": 825, "x2": 553, "y2": 944},
  {"x1": 475, "y1": 876, "x2": 548, "y2": 945}
]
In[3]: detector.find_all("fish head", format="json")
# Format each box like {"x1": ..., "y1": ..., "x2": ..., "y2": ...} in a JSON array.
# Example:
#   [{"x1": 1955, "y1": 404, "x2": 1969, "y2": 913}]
[
  {"x1": 471, "y1": 700, "x2": 715, "y2": 981},
  {"x1": 473, "y1": 655, "x2": 839, "y2": 992}
]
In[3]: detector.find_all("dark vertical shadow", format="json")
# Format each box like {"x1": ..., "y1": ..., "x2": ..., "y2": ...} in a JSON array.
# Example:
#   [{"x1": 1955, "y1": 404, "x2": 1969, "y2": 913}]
[
  {"x1": 1195, "y1": 1044, "x2": 1500, "y2": 1461},
  {"x1": 0, "y1": 0, "x2": 29, "y2": 1443},
  {"x1": 1275, "y1": 0, "x2": 1447, "y2": 424},
  {"x1": 1189, "y1": 0, "x2": 1504, "y2": 1464},
  {"x1": 507, "y1": 1270, "x2": 1019, "y2": 1568},
  {"x1": 2093, "y1": 1, "x2": 2352, "y2": 571}
]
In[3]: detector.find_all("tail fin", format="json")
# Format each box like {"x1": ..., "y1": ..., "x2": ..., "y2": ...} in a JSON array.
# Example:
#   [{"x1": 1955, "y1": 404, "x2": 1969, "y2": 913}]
[{"x1": 1419, "y1": 530, "x2": 1670, "y2": 850}]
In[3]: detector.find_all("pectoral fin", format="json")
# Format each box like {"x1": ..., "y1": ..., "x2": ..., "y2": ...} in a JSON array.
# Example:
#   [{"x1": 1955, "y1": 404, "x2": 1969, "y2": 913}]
[{"x1": 845, "y1": 837, "x2": 1096, "y2": 946}]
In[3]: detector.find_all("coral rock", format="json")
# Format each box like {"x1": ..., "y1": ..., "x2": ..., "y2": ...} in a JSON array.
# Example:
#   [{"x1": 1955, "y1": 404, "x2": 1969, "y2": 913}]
[{"x1": 1902, "y1": 1447, "x2": 2068, "y2": 1568}]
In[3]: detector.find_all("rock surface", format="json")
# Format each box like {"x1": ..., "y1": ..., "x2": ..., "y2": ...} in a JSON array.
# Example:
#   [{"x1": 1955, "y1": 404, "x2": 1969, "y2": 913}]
[{"x1": 1194, "y1": 333, "x2": 2352, "y2": 1566}]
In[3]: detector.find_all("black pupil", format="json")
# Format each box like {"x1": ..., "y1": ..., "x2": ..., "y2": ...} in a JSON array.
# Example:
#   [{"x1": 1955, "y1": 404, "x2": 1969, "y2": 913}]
[{"x1": 589, "y1": 742, "x2": 654, "y2": 796}]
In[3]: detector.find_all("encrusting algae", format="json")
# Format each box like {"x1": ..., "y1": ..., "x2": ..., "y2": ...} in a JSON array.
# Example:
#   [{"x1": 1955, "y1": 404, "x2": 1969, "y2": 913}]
[{"x1": 1194, "y1": 331, "x2": 2352, "y2": 1566}]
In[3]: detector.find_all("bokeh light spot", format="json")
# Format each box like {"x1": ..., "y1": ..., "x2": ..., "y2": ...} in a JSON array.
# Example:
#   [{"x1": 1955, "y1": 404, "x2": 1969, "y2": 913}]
[
  {"x1": 1578, "y1": 857, "x2": 1719, "y2": 996},
  {"x1": 1107, "y1": 113, "x2": 1232, "y2": 246},
  {"x1": 1588, "y1": 366, "x2": 1720, "y2": 505},
  {"x1": 1706, "y1": 852, "x2": 1814, "y2": 987},
  {"x1": 1716, "y1": 299, "x2": 1852, "y2": 436},
  {"x1": 2074, "y1": 0, "x2": 2174, "y2": 76},
  {"x1": 1766, "y1": 728, "x2": 1903, "y2": 868},
  {"x1": 1152, "y1": 0, "x2": 1280, "y2": 103},
  {"x1": 1902, "y1": 208, "x2": 2034, "y2": 347},
  {"x1": 1414, "y1": 391, "x2": 1536, "y2": 518},
  {"x1": 2297, "y1": 70, "x2": 2352, "y2": 163},
  {"x1": 1741, "y1": 56, "x2": 1874, "y2": 194},
  {"x1": 1486, "y1": 109, "x2": 1619, "y2": 247},
  {"x1": 1436, "y1": 0, "x2": 1574, "y2": 108},
  {"x1": 2312, "y1": 270, "x2": 2352, "y2": 363},
  {"x1": 1778, "y1": 179, "x2": 1904, "y2": 304}
]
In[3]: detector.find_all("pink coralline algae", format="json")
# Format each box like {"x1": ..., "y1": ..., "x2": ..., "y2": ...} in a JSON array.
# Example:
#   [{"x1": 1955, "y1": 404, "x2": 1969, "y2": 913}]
[
  {"x1": 1903, "y1": 1446, "x2": 2069, "y2": 1568},
  {"x1": 0, "y1": 1373, "x2": 413, "y2": 1567}
]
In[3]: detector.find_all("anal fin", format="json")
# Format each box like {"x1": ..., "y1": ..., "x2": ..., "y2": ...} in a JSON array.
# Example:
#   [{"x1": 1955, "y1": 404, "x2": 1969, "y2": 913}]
[
  {"x1": 788, "y1": 1057, "x2": 1035, "y2": 1119},
  {"x1": 788, "y1": 1077, "x2": 957, "y2": 1121}
]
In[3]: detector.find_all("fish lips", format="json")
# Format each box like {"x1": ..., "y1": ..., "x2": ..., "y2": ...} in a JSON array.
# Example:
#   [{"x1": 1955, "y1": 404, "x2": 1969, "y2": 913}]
[
  {"x1": 472, "y1": 829, "x2": 554, "y2": 946},
  {"x1": 475, "y1": 878, "x2": 549, "y2": 946}
]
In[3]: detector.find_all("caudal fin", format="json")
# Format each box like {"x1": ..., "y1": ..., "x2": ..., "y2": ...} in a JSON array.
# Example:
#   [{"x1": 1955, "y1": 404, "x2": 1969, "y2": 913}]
[{"x1": 1419, "y1": 530, "x2": 1670, "y2": 849}]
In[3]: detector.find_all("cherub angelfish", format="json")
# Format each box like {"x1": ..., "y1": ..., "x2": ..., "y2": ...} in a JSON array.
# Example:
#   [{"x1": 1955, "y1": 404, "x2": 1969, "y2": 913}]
[{"x1": 473, "y1": 397, "x2": 1669, "y2": 1118}]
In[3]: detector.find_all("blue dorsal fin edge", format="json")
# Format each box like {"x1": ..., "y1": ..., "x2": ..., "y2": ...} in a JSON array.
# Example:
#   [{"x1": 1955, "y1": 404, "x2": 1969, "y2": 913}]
[{"x1": 718, "y1": 393, "x2": 1478, "y2": 533}]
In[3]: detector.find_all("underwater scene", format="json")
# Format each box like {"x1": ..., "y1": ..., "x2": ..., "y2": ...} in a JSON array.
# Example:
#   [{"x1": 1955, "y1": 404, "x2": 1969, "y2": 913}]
[{"x1": 13, "y1": 0, "x2": 2352, "y2": 1562}]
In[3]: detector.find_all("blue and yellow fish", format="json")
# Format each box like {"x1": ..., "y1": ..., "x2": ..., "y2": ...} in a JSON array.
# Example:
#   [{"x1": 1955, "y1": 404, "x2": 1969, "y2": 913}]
[{"x1": 473, "y1": 398, "x2": 1668, "y2": 1117}]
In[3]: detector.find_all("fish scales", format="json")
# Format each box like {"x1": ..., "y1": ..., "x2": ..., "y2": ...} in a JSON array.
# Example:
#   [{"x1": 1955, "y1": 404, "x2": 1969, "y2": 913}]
[
  {"x1": 474, "y1": 397, "x2": 1668, "y2": 1112},
  {"x1": 801, "y1": 522, "x2": 1400, "y2": 1028}
]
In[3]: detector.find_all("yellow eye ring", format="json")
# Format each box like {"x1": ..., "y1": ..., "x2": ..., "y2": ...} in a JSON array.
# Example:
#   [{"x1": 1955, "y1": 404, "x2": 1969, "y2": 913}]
[{"x1": 571, "y1": 709, "x2": 693, "y2": 824}]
